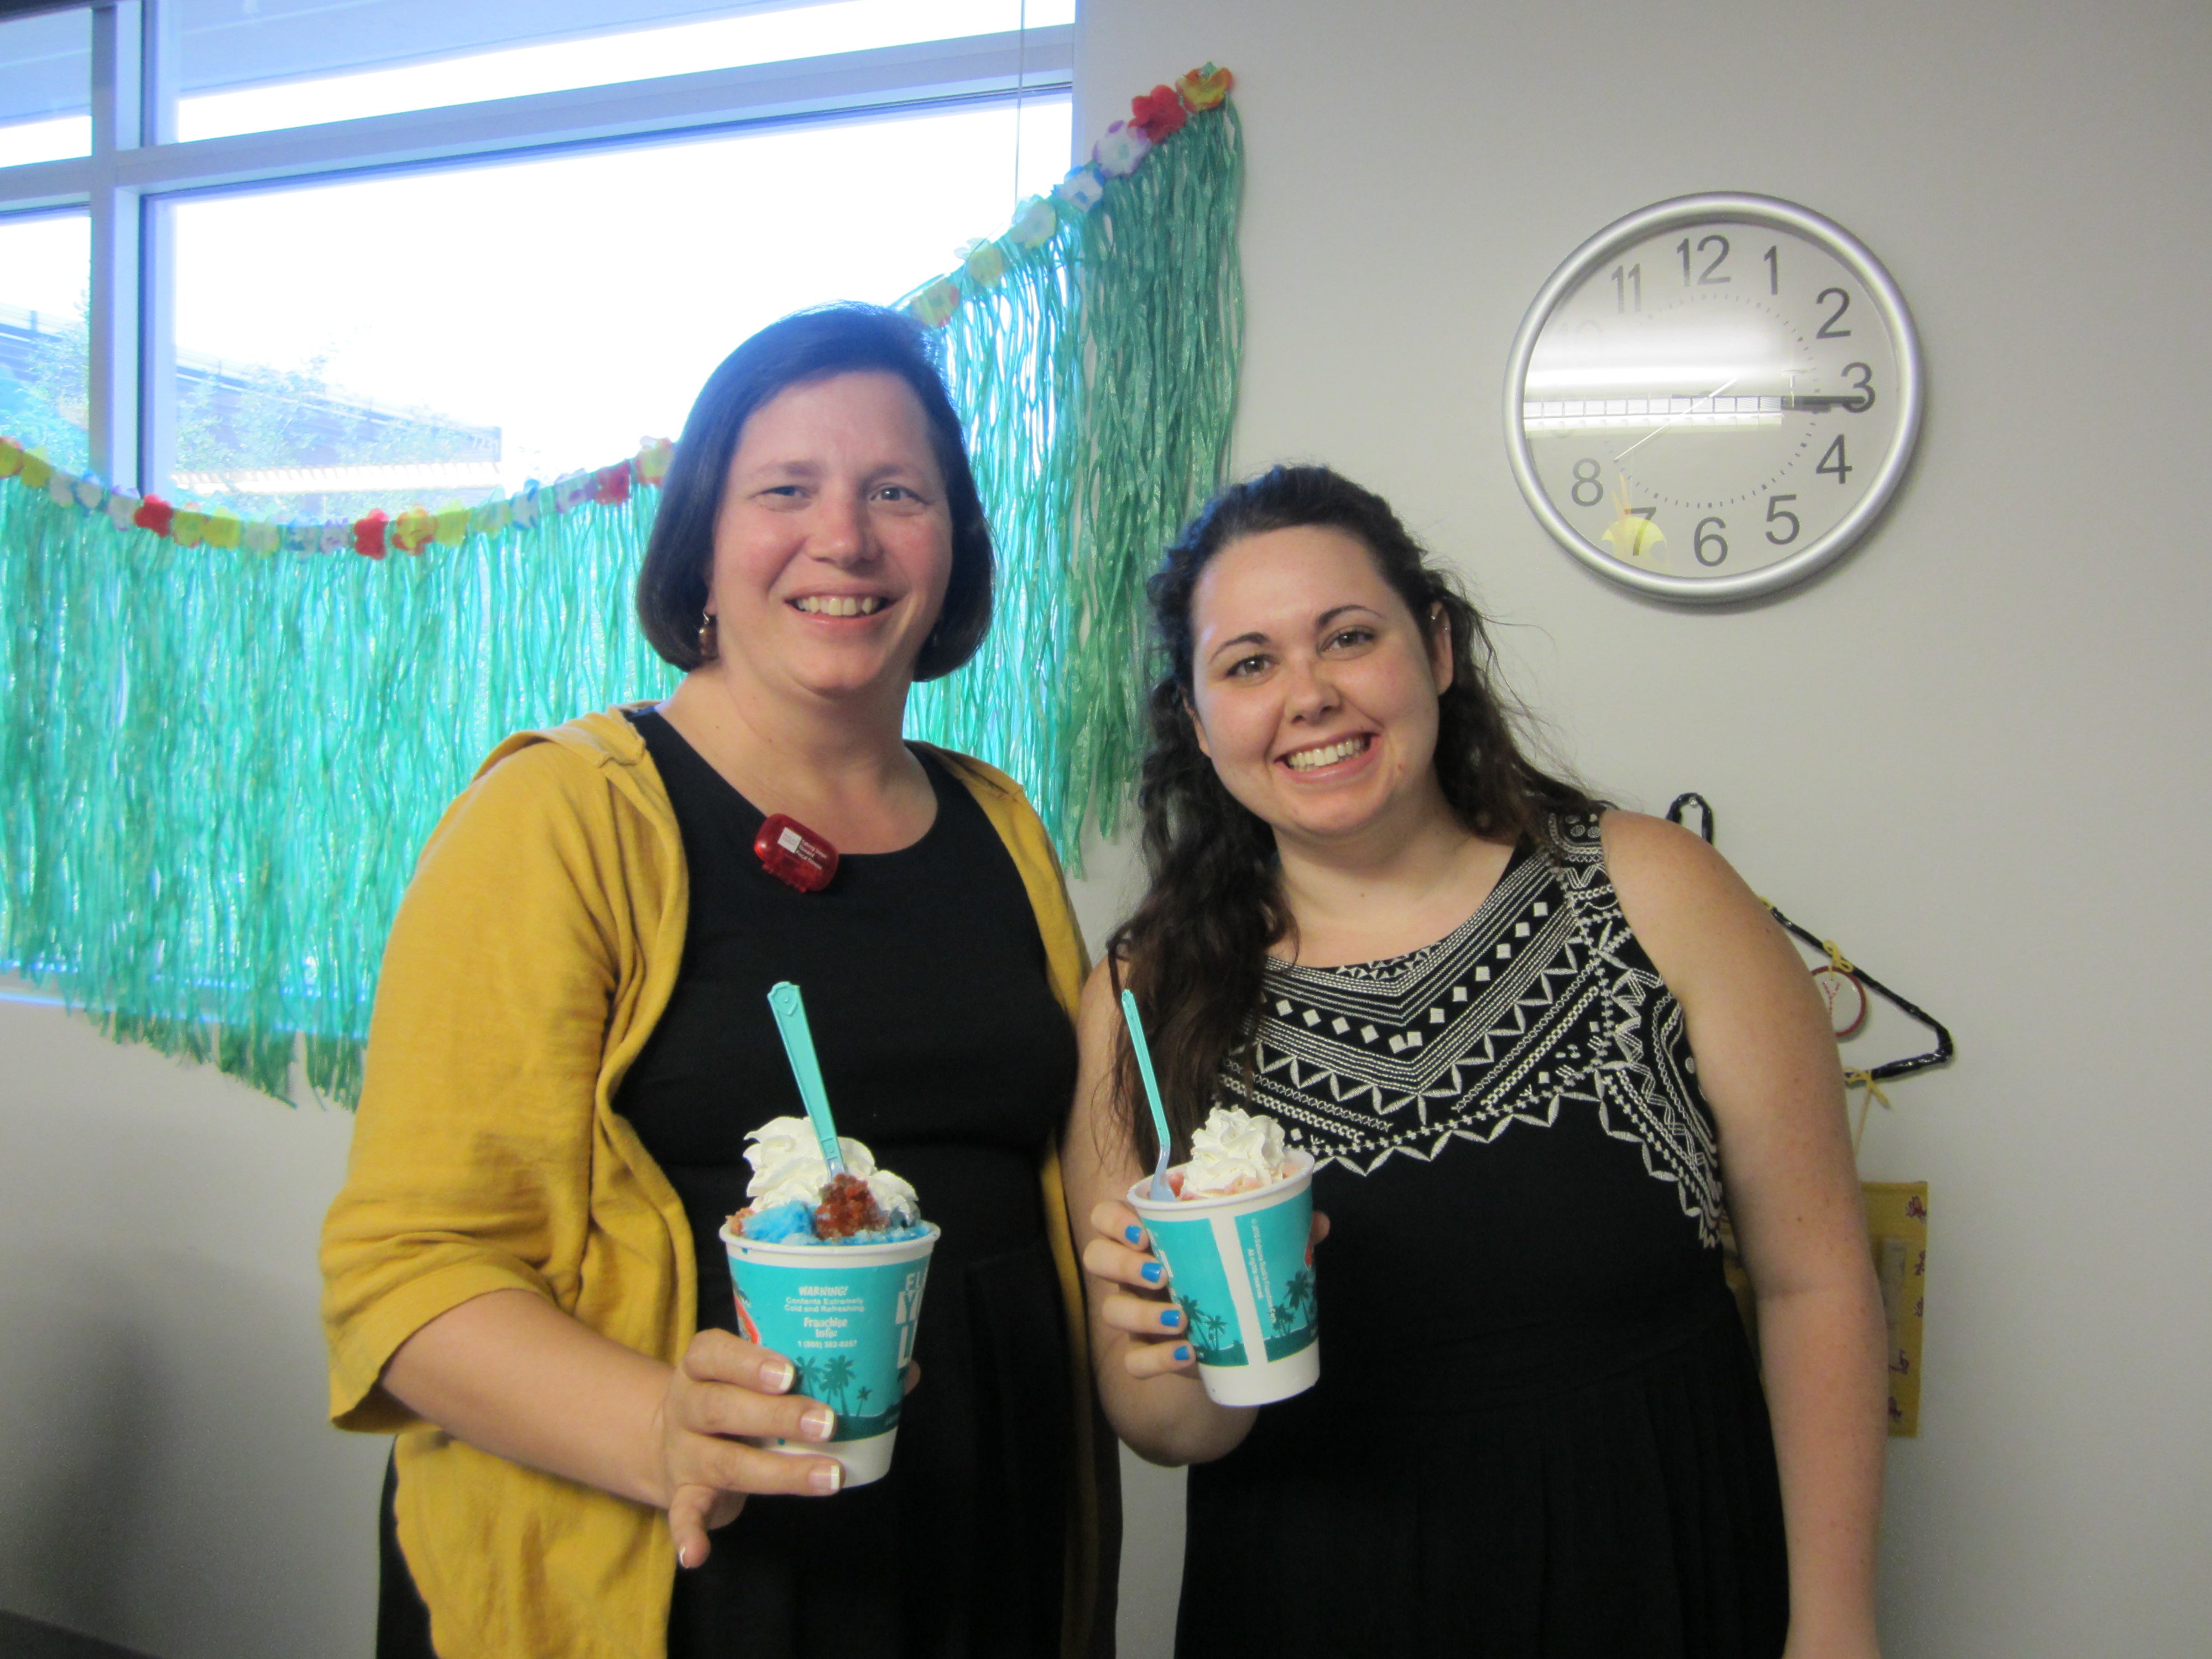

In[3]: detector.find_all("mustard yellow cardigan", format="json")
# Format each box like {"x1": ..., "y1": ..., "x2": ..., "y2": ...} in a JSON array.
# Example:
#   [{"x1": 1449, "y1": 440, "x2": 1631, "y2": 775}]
[{"x1": 321, "y1": 709, "x2": 1118, "y2": 1659}]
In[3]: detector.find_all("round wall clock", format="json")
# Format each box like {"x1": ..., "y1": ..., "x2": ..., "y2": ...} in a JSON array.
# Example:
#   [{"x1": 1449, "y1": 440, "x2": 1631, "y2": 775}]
[{"x1": 1503, "y1": 193, "x2": 1922, "y2": 602}]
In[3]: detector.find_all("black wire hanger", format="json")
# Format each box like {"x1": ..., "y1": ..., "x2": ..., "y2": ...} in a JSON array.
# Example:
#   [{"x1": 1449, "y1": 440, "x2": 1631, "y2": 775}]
[{"x1": 1666, "y1": 793, "x2": 1954, "y2": 1085}]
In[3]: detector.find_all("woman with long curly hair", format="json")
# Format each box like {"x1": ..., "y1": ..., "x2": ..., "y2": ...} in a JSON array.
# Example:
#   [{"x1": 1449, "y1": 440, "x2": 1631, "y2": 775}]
[{"x1": 1064, "y1": 465, "x2": 1886, "y2": 1658}]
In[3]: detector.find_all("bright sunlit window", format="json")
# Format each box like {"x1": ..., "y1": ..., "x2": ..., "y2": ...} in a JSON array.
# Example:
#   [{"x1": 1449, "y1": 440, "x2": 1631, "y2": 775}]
[
  {"x1": 0, "y1": 213, "x2": 91, "y2": 474},
  {"x1": 0, "y1": 7, "x2": 91, "y2": 166},
  {"x1": 0, "y1": 0, "x2": 1074, "y2": 510},
  {"x1": 168, "y1": 97, "x2": 1070, "y2": 517},
  {"x1": 179, "y1": 0, "x2": 1074, "y2": 140}
]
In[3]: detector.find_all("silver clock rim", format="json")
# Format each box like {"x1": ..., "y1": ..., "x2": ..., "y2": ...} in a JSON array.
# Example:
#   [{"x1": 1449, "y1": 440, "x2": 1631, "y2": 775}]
[{"x1": 1502, "y1": 192, "x2": 1924, "y2": 603}]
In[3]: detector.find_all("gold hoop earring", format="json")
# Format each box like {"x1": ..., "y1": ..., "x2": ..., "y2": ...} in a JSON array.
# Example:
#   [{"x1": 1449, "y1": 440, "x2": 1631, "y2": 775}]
[{"x1": 697, "y1": 611, "x2": 718, "y2": 661}]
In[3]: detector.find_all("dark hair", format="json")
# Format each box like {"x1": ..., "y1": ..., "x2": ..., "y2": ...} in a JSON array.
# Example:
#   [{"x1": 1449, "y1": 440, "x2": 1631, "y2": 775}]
[
  {"x1": 635, "y1": 302, "x2": 993, "y2": 680},
  {"x1": 1104, "y1": 464, "x2": 1601, "y2": 1164}
]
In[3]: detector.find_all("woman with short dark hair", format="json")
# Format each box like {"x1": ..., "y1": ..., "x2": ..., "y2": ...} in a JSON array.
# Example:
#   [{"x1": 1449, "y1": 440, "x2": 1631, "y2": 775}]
[
  {"x1": 324, "y1": 304, "x2": 1117, "y2": 1659},
  {"x1": 1068, "y1": 465, "x2": 1886, "y2": 1658}
]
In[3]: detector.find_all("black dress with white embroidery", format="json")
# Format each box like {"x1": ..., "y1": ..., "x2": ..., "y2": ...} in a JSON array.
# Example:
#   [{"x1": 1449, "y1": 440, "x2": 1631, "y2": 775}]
[{"x1": 1175, "y1": 818, "x2": 1789, "y2": 1659}]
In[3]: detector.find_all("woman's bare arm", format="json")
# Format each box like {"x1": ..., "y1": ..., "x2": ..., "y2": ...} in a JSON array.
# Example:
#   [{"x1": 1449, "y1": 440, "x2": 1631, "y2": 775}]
[{"x1": 1606, "y1": 811, "x2": 1887, "y2": 1659}]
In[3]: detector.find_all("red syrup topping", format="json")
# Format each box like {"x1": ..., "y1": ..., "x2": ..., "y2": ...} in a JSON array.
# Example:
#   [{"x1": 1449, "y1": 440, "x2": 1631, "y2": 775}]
[{"x1": 813, "y1": 1172, "x2": 888, "y2": 1238}]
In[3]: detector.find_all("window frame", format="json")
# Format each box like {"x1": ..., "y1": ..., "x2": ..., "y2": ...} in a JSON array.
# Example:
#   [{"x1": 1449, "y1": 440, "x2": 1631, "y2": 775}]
[{"x1": 0, "y1": 0, "x2": 1072, "y2": 494}]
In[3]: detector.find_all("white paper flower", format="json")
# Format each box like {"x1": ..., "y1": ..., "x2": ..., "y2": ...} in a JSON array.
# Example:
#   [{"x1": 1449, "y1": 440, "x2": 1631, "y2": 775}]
[
  {"x1": 1054, "y1": 164, "x2": 1105, "y2": 211},
  {"x1": 1092, "y1": 120, "x2": 1151, "y2": 178}
]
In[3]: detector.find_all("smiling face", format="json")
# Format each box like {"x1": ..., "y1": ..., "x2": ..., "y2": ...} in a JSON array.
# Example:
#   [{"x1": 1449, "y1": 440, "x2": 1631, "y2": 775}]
[
  {"x1": 705, "y1": 369, "x2": 954, "y2": 708},
  {"x1": 1186, "y1": 524, "x2": 1455, "y2": 850}
]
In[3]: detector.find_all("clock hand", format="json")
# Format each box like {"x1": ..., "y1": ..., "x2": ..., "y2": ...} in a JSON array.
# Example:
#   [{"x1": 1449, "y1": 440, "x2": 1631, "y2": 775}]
[{"x1": 1611, "y1": 376, "x2": 1738, "y2": 463}]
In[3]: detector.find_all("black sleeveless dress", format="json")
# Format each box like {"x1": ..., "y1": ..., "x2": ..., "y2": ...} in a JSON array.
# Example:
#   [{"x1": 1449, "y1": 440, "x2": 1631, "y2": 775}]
[
  {"x1": 1177, "y1": 818, "x2": 1788, "y2": 1658},
  {"x1": 626, "y1": 713, "x2": 1079, "y2": 1658}
]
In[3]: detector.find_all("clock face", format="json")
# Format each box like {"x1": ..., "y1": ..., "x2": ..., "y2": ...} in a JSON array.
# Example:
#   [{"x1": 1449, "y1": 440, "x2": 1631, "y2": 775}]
[{"x1": 1505, "y1": 195, "x2": 1922, "y2": 601}]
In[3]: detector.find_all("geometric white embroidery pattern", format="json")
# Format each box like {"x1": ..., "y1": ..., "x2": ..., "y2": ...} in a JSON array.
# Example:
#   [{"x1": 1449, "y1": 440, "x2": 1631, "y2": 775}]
[{"x1": 1219, "y1": 816, "x2": 1726, "y2": 1245}]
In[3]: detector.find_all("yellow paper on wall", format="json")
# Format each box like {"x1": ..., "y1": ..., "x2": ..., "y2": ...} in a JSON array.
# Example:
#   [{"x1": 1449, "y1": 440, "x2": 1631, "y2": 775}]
[{"x1": 1862, "y1": 1182, "x2": 1928, "y2": 1436}]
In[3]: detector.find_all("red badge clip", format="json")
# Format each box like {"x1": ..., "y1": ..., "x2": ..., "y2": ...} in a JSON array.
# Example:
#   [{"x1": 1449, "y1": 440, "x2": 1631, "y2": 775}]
[{"x1": 754, "y1": 815, "x2": 838, "y2": 893}]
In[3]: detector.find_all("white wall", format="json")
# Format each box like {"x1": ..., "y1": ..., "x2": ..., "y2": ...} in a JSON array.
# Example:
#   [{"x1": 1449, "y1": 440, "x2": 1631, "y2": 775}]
[
  {"x1": 1073, "y1": 2, "x2": 2212, "y2": 1655},
  {"x1": 4, "y1": 2, "x2": 2208, "y2": 1655},
  {"x1": 0, "y1": 992, "x2": 386, "y2": 1657}
]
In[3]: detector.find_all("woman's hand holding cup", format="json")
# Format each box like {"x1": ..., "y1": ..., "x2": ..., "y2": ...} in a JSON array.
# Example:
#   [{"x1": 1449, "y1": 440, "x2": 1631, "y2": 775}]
[
  {"x1": 1086, "y1": 1200, "x2": 1201, "y2": 1378},
  {"x1": 658, "y1": 1328, "x2": 848, "y2": 1567},
  {"x1": 1086, "y1": 1199, "x2": 1331, "y2": 1382}
]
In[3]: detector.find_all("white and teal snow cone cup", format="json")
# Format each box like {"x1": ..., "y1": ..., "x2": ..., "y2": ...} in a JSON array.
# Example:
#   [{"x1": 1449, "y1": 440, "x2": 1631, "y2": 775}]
[
  {"x1": 719, "y1": 1223, "x2": 940, "y2": 1487},
  {"x1": 1127, "y1": 1151, "x2": 1319, "y2": 1407}
]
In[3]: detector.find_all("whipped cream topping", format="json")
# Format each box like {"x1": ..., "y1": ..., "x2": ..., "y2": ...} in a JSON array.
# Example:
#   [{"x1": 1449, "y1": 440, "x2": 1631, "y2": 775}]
[
  {"x1": 743, "y1": 1117, "x2": 920, "y2": 1222},
  {"x1": 1178, "y1": 1105, "x2": 1291, "y2": 1198}
]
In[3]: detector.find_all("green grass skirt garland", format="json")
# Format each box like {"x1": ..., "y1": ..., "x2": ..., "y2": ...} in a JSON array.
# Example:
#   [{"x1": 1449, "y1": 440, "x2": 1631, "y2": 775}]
[
  {"x1": 0, "y1": 100, "x2": 1241, "y2": 1104},
  {"x1": 912, "y1": 102, "x2": 1244, "y2": 851},
  {"x1": 0, "y1": 482, "x2": 674, "y2": 1102}
]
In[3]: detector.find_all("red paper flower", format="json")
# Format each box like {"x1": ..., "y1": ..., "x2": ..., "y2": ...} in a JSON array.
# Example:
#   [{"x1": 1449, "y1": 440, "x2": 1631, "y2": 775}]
[
  {"x1": 134, "y1": 494, "x2": 175, "y2": 538},
  {"x1": 1130, "y1": 84, "x2": 1187, "y2": 140},
  {"x1": 353, "y1": 509, "x2": 389, "y2": 560},
  {"x1": 591, "y1": 461, "x2": 632, "y2": 505}
]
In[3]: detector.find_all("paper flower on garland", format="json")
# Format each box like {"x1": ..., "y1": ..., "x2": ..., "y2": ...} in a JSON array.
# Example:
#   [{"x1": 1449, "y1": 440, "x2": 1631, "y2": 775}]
[
  {"x1": 353, "y1": 509, "x2": 389, "y2": 560},
  {"x1": 1129, "y1": 84, "x2": 1187, "y2": 141},
  {"x1": 1092, "y1": 119, "x2": 1151, "y2": 178},
  {"x1": 243, "y1": 520, "x2": 280, "y2": 555},
  {"x1": 910, "y1": 278, "x2": 962, "y2": 328},
  {"x1": 283, "y1": 521, "x2": 319, "y2": 554},
  {"x1": 390, "y1": 507, "x2": 436, "y2": 555},
  {"x1": 105, "y1": 492, "x2": 139, "y2": 533},
  {"x1": 1009, "y1": 196, "x2": 1059, "y2": 248},
  {"x1": 205, "y1": 508, "x2": 243, "y2": 550},
  {"x1": 47, "y1": 469, "x2": 75, "y2": 508},
  {"x1": 0, "y1": 439, "x2": 19, "y2": 478},
  {"x1": 73, "y1": 474, "x2": 103, "y2": 510},
  {"x1": 18, "y1": 451, "x2": 51, "y2": 491},
  {"x1": 589, "y1": 461, "x2": 631, "y2": 505},
  {"x1": 1053, "y1": 165, "x2": 1104, "y2": 211},
  {"x1": 637, "y1": 439, "x2": 673, "y2": 486},
  {"x1": 962, "y1": 239, "x2": 1008, "y2": 290},
  {"x1": 1176, "y1": 63, "x2": 1232, "y2": 111},
  {"x1": 171, "y1": 508, "x2": 206, "y2": 549}
]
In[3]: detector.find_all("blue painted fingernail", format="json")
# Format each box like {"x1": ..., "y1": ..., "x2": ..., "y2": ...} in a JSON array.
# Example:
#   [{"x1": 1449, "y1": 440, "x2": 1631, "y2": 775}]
[
  {"x1": 1160, "y1": 1307, "x2": 1182, "y2": 1328},
  {"x1": 1140, "y1": 1261, "x2": 1162, "y2": 1284},
  {"x1": 1124, "y1": 1224, "x2": 1144, "y2": 1245},
  {"x1": 1173, "y1": 1345, "x2": 1192, "y2": 1362}
]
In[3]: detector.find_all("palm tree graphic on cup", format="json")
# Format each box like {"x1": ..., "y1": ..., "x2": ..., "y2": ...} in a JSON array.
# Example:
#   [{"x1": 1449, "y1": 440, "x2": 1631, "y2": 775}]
[
  {"x1": 801, "y1": 1354, "x2": 857, "y2": 1415},
  {"x1": 1271, "y1": 1267, "x2": 1318, "y2": 1335},
  {"x1": 1177, "y1": 1293, "x2": 1231, "y2": 1357}
]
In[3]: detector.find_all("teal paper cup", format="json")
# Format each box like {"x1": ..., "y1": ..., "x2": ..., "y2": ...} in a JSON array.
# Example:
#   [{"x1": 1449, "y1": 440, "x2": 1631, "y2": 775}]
[
  {"x1": 719, "y1": 1222, "x2": 940, "y2": 1486},
  {"x1": 1126, "y1": 1151, "x2": 1319, "y2": 1406}
]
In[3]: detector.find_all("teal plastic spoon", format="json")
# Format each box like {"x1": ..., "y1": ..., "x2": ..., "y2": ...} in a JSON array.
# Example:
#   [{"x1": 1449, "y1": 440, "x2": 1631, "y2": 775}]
[
  {"x1": 1119, "y1": 989, "x2": 1175, "y2": 1201},
  {"x1": 768, "y1": 981, "x2": 844, "y2": 1176}
]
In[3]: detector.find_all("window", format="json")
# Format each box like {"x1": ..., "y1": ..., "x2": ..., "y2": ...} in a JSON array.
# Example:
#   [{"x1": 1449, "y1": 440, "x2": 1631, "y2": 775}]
[
  {"x1": 0, "y1": 6, "x2": 90, "y2": 165},
  {"x1": 0, "y1": 210, "x2": 90, "y2": 471},
  {"x1": 0, "y1": 0, "x2": 1073, "y2": 507}
]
